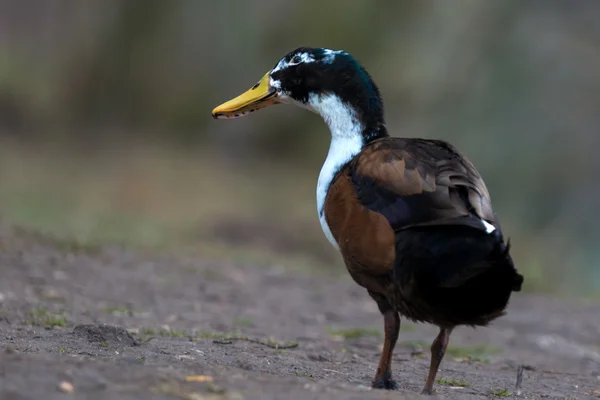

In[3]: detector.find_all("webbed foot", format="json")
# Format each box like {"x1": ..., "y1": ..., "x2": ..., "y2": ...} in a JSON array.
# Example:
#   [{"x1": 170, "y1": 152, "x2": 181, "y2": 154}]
[{"x1": 372, "y1": 371, "x2": 399, "y2": 390}]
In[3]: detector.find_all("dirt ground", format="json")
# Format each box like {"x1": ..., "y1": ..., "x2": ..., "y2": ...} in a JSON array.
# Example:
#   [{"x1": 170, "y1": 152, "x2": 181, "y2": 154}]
[{"x1": 0, "y1": 223, "x2": 599, "y2": 400}]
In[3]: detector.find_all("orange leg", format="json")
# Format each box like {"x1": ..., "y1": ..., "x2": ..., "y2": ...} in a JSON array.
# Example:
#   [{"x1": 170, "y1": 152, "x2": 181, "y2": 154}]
[
  {"x1": 421, "y1": 327, "x2": 453, "y2": 395},
  {"x1": 372, "y1": 309, "x2": 400, "y2": 390}
]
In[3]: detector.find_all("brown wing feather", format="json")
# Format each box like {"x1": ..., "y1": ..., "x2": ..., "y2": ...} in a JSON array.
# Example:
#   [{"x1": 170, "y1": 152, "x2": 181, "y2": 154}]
[{"x1": 349, "y1": 138, "x2": 495, "y2": 230}]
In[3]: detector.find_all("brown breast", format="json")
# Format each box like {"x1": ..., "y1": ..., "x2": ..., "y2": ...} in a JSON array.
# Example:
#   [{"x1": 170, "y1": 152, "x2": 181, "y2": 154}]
[{"x1": 323, "y1": 166, "x2": 396, "y2": 280}]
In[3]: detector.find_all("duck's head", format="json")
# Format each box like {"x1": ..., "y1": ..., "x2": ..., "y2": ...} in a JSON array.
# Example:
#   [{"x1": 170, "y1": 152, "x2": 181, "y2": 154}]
[{"x1": 212, "y1": 47, "x2": 388, "y2": 142}]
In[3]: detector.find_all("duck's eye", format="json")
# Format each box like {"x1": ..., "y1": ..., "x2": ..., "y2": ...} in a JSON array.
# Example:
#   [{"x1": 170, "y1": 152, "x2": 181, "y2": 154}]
[{"x1": 290, "y1": 55, "x2": 302, "y2": 65}]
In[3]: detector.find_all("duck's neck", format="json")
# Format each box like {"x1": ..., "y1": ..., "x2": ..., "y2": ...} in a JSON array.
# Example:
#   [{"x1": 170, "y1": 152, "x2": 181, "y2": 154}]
[{"x1": 312, "y1": 93, "x2": 387, "y2": 248}]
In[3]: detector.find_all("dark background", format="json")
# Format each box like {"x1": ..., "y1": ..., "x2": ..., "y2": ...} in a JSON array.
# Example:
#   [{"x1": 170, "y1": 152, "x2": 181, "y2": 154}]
[{"x1": 1, "y1": 0, "x2": 599, "y2": 296}]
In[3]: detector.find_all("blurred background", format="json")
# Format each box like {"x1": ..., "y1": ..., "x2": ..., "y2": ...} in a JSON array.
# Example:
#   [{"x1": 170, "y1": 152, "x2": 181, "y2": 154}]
[{"x1": 1, "y1": 0, "x2": 599, "y2": 296}]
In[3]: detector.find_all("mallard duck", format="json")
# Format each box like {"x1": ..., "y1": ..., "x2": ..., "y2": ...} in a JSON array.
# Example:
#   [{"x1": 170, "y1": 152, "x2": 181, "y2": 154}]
[{"x1": 212, "y1": 47, "x2": 523, "y2": 395}]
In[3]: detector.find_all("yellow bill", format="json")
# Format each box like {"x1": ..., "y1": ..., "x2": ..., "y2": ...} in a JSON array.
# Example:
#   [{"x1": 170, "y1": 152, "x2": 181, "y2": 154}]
[{"x1": 212, "y1": 71, "x2": 280, "y2": 119}]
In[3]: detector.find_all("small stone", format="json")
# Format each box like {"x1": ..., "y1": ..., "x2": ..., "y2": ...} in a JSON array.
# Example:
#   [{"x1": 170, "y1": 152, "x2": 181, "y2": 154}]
[
  {"x1": 185, "y1": 375, "x2": 214, "y2": 382},
  {"x1": 303, "y1": 383, "x2": 317, "y2": 391},
  {"x1": 58, "y1": 381, "x2": 74, "y2": 393},
  {"x1": 165, "y1": 314, "x2": 178, "y2": 323},
  {"x1": 41, "y1": 288, "x2": 62, "y2": 300},
  {"x1": 53, "y1": 270, "x2": 69, "y2": 281}
]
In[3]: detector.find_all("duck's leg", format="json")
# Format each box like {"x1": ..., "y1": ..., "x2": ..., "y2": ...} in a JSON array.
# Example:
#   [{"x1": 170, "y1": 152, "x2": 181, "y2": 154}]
[
  {"x1": 370, "y1": 292, "x2": 400, "y2": 390},
  {"x1": 421, "y1": 327, "x2": 453, "y2": 395}
]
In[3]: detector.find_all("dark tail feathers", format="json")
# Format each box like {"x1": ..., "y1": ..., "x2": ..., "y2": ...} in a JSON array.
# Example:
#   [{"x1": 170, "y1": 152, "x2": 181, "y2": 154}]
[
  {"x1": 503, "y1": 239, "x2": 524, "y2": 291},
  {"x1": 394, "y1": 222, "x2": 523, "y2": 291}
]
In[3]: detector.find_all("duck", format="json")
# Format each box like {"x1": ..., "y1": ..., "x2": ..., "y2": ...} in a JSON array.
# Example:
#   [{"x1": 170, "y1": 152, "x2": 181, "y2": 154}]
[{"x1": 212, "y1": 47, "x2": 523, "y2": 395}]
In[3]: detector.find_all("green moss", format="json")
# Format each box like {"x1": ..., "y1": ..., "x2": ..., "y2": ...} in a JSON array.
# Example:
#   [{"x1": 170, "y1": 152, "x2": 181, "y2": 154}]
[
  {"x1": 437, "y1": 377, "x2": 470, "y2": 387},
  {"x1": 140, "y1": 328, "x2": 156, "y2": 336},
  {"x1": 447, "y1": 344, "x2": 502, "y2": 357},
  {"x1": 158, "y1": 328, "x2": 188, "y2": 338},
  {"x1": 137, "y1": 328, "x2": 156, "y2": 343},
  {"x1": 195, "y1": 331, "x2": 238, "y2": 340},
  {"x1": 295, "y1": 370, "x2": 314, "y2": 378},
  {"x1": 490, "y1": 388, "x2": 512, "y2": 396},
  {"x1": 327, "y1": 326, "x2": 381, "y2": 340},
  {"x1": 27, "y1": 309, "x2": 67, "y2": 328},
  {"x1": 447, "y1": 344, "x2": 502, "y2": 363},
  {"x1": 100, "y1": 306, "x2": 133, "y2": 315},
  {"x1": 232, "y1": 317, "x2": 254, "y2": 327}
]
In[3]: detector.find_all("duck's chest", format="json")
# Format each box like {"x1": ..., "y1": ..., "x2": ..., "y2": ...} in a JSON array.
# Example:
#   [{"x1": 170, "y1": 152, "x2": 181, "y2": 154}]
[
  {"x1": 317, "y1": 162, "x2": 340, "y2": 250},
  {"x1": 316, "y1": 135, "x2": 364, "y2": 251},
  {"x1": 317, "y1": 165, "x2": 396, "y2": 274}
]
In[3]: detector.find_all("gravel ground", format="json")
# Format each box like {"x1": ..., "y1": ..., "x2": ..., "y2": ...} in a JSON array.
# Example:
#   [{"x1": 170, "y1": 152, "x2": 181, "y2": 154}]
[{"x1": 0, "y1": 224, "x2": 599, "y2": 399}]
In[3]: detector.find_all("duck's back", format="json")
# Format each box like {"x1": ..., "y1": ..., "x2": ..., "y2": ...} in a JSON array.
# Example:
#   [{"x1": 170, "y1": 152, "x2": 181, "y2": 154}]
[{"x1": 323, "y1": 137, "x2": 523, "y2": 326}]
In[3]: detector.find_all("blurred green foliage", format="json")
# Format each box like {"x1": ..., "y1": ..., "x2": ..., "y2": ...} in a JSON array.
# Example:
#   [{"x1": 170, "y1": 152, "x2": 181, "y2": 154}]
[{"x1": 1, "y1": 0, "x2": 600, "y2": 295}]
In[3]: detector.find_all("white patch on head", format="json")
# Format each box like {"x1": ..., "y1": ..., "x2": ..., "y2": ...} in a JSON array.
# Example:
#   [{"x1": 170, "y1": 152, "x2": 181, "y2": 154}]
[
  {"x1": 269, "y1": 77, "x2": 281, "y2": 89},
  {"x1": 312, "y1": 93, "x2": 364, "y2": 250},
  {"x1": 322, "y1": 49, "x2": 346, "y2": 64},
  {"x1": 481, "y1": 219, "x2": 496, "y2": 234},
  {"x1": 269, "y1": 49, "x2": 345, "y2": 91},
  {"x1": 291, "y1": 52, "x2": 315, "y2": 65},
  {"x1": 271, "y1": 52, "x2": 315, "y2": 74}
]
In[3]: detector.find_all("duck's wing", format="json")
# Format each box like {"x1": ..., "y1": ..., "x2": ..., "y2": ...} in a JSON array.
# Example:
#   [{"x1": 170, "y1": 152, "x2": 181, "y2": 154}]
[
  {"x1": 349, "y1": 138, "x2": 496, "y2": 233},
  {"x1": 348, "y1": 137, "x2": 515, "y2": 290}
]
